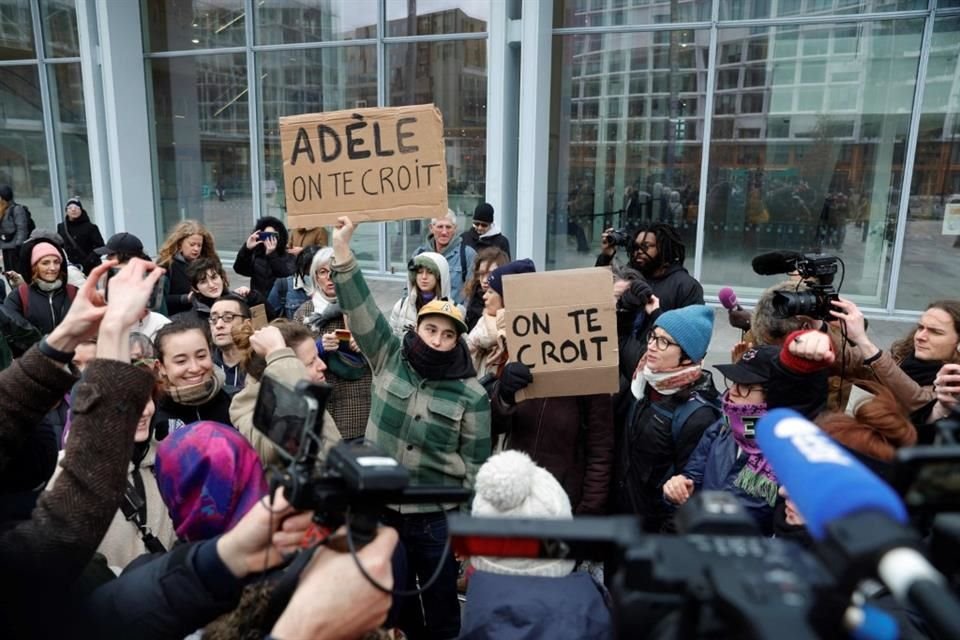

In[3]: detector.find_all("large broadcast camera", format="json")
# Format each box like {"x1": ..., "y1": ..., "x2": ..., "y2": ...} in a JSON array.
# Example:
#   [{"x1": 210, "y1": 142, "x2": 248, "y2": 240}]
[
  {"x1": 751, "y1": 250, "x2": 842, "y2": 320},
  {"x1": 449, "y1": 409, "x2": 960, "y2": 640},
  {"x1": 253, "y1": 376, "x2": 469, "y2": 544}
]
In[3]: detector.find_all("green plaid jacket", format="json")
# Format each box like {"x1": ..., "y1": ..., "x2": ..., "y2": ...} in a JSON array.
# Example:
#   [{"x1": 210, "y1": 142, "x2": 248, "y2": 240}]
[{"x1": 333, "y1": 252, "x2": 491, "y2": 513}]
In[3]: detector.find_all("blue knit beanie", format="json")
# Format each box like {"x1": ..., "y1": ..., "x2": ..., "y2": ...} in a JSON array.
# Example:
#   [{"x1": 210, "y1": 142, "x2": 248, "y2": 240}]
[{"x1": 653, "y1": 305, "x2": 714, "y2": 362}]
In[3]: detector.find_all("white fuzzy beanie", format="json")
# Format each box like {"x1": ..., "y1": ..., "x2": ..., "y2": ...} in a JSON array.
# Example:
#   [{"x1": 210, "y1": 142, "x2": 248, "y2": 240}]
[{"x1": 470, "y1": 450, "x2": 575, "y2": 578}]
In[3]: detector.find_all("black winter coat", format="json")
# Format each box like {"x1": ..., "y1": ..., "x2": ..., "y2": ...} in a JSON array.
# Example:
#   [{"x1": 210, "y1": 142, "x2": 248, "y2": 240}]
[
  {"x1": 460, "y1": 228, "x2": 512, "y2": 258},
  {"x1": 57, "y1": 210, "x2": 104, "y2": 274},
  {"x1": 163, "y1": 254, "x2": 193, "y2": 315},
  {"x1": 233, "y1": 217, "x2": 296, "y2": 302},
  {"x1": 151, "y1": 390, "x2": 233, "y2": 441},
  {"x1": 490, "y1": 391, "x2": 614, "y2": 515},
  {"x1": 612, "y1": 372, "x2": 720, "y2": 529}
]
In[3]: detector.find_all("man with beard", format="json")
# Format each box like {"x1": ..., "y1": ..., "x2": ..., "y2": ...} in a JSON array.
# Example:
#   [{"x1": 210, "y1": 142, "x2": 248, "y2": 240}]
[{"x1": 597, "y1": 223, "x2": 704, "y2": 422}]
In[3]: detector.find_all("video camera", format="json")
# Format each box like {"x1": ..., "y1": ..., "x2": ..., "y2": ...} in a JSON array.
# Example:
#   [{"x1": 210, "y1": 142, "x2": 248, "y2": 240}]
[
  {"x1": 253, "y1": 376, "x2": 470, "y2": 545},
  {"x1": 603, "y1": 228, "x2": 636, "y2": 250},
  {"x1": 449, "y1": 411, "x2": 960, "y2": 640},
  {"x1": 751, "y1": 251, "x2": 841, "y2": 320}
]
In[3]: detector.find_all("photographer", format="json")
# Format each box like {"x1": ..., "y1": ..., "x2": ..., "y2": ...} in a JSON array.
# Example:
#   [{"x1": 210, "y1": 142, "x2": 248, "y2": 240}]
[
  {"x1": 331, "y1": 215, "x2": 491, "y2": 639},
  {"x1": 599, "y1": 223, "x2": 704, "y2": 388},
  {"x1": 0, "y1": 259, "x2": 162, "y2": 634},
  {"x1": 234, "y1": 217, "x2": 296, "y2": 303}
]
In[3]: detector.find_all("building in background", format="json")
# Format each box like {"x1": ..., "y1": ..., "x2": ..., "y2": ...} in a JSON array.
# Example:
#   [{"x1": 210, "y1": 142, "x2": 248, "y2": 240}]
[{"x1": 0, "y1": 0, "x2": 957, "y2": 315}]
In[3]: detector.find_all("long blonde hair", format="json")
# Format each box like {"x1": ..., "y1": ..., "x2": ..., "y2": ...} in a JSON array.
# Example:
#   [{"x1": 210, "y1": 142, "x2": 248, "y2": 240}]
[{"x1": 156, "y1": 220, "x2": 217, "y2": 267}]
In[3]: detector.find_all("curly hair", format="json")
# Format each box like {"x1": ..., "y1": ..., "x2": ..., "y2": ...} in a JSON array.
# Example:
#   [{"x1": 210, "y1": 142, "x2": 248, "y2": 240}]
[
  {"x1": 889, "y1": 299, "x2": 960, "y2": 364},
  {"x1": 815, "y1": 381, "x2": 917, "y2": 462},
  {"x1": 637, "y1": 222, "x2": 686, "y2": 266},
  {"x1": 156, "y1": 220, "x2": 217, "y2": 268},
  {"x1": 463, "y1": 246, "x2": 509, "y2": 301},
  {"x1": 186, "y1": 256, "x2": 228, "y2": 289},
  {"x1": 233, "y1": 318, "x2": 315, "y2": 381}
]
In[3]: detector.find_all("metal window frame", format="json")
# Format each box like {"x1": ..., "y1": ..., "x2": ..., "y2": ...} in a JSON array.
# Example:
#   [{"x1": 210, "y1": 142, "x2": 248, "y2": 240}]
[
  {"x1": 244, "y1": 0, "x2": 261, "y2": 228},
  {"x1": 31, "y1": 0, "x2": 65, "y2": 224}
]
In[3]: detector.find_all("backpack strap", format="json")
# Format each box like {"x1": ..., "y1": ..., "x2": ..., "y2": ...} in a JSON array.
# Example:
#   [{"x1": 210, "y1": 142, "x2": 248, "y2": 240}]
[
  {"x1": 650, "y1": 392, "x2": 721, "y2": 484},
  {"x1": 119, "y1": 472, "x2": 168, "y2": 554}
]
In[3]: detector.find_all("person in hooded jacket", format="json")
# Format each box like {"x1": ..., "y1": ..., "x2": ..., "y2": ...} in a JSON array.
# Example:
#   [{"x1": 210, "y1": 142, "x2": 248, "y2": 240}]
[
  {"x1": 4, "y1": 237, "x2": 78, "y2": 337},
  {"x1": 46, "y1": 364, "x2": 176, "y2": 571},
  {"x1": 150, "y1": 320, "x2": 233, "y2": 440},
  {"x1": 56, "y1": 197, "x2": 104, "y2": 275},
  {"x1": 389, "y1": 251, "x2": 453, "y2": 338},
  {"x1": 460, "y1": 202, "x2": 511, "y2": 258},
  {"x1": 612, "y1": 304, "x2": 720, "y2": 532},
  {"x1": 234, "y1": 216, "x2": 296, "y2": 305},
  {"x1": 293, "y1": 247, "x2": 373, "y2": 442},
  {"x1": 460, "y1": 451, "x2": 611, "y2": 639},
  {"x1": 156, "y1": 220, "x2": 218, "y2": 316}
]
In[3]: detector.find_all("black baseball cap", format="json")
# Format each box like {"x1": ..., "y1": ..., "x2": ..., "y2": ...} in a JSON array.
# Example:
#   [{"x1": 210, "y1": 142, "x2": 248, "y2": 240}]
[
  {"x1": 714, "y1": 345, "x2": 779, "y2": 385},
  {"x1": 95, "y1": 232, "x2": 150, "y2": 260}
]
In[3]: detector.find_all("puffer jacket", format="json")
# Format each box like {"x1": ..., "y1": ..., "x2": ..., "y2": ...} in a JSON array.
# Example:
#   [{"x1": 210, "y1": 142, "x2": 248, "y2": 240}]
[
  {"x1": 3, "y1": 238, "x2": 76, "y2": 336},
  {"x1": 388, "y1": 251, "x2": 453, "y2": 338}
]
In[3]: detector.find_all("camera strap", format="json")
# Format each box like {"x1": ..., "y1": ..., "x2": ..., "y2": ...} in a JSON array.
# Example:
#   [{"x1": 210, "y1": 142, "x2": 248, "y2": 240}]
[{"x1": 120, "y1": 471, "x2": 168, "y2": 554}]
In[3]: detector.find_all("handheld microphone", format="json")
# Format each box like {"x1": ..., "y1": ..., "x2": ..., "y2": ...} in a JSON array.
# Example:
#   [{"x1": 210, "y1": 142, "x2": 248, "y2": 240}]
[
  {"x1": 718, "y1": 287, "x2": 739, "y2": 311},
  {"x1": 757, "y1": 409, "x2": 960, "y2": 640},
  {"x1": 751, "y1": 250, "x2": 804, "y2": 276},
  {"x1": 719, "y1": 286, "x2": 751, "y2": 332}
]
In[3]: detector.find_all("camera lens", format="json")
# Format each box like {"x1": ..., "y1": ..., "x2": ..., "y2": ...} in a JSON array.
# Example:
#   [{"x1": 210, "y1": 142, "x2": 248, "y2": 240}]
[{"x1": 771, "y1": 291, "x2": 819, "y2": 318}]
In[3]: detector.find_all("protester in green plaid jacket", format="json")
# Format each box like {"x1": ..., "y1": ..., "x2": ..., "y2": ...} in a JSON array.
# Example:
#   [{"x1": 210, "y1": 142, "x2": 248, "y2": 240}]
[{"x1": 331, "y1": 216, "x2": 490, "y2": 639}]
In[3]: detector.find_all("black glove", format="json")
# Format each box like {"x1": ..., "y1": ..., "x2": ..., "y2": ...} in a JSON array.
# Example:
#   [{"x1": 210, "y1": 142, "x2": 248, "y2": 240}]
[
  {"x1": 498, "y1": 362, "x2": 533, "y2": 405},
  {"x1": 619, "y1": 279, "x2": 653, "y2": 312}
]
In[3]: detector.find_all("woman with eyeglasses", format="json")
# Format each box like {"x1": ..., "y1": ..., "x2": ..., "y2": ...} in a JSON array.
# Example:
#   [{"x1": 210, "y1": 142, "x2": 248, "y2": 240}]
[
  {"x1": 611, "y1": 304, "x2": 720, "y2": 532},
  {"x1": 293, "y1": 247, "x2": 372, "y2": 443},
  {"x1": 149, "y1": 320, "x2": 233, "y2": 440},
  {"x1": 662, "y1": 332, "x2": 833, "y2": 535}
]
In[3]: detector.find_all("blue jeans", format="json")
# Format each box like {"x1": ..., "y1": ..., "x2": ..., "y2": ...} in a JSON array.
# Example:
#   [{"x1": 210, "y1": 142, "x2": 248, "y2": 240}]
[{"x1": 381, "y1": 509, "x2": 460, "y2": 639}]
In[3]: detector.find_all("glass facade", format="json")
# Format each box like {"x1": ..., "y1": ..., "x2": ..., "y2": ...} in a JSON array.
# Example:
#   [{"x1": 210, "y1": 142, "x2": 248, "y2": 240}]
[
  {"x1": 0, "y1": 0, "x2": 89, "y2": 235},
  {"x1": 549, "y1": 0, "x2": 960, "y2": 313},
  {"x1": 144, "y1": 0, "x2": 488, "y2": 270}
]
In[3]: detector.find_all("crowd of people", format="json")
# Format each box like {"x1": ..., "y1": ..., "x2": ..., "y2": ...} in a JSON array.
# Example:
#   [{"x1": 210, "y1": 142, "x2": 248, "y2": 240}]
[{"x1": 0, "y1": 189, "x2": 957, "y2": 639}]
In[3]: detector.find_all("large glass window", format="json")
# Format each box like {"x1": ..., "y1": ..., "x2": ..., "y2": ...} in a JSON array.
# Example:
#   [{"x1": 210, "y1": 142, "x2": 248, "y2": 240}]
[
  {"x1": 386, "y1": 0, "x2": 489, "y2": 36},
  {"x1": 555, "y1": 0, "x2": 711, "y2": 28},
  {"x1": 49, "y1": 62, "x2": 93, "y2": 217},
  {"x1": 895, "y1": 15, "x2": 960, "y2": 310},
  {"x1": 702, "y1": 20, "x2": 924, "y2": 305},
  {"x1": 0, "y1": 0, "x2": 36, "y2": 61},
  {"x1": 547, "y1": 29, "x2": 709, "y2": 270},
  {"x1": 0, "y1": 66, "x2": 53, "y2": 230},
  {"x1": 385, "y1": 36, "x2": 487, "y2": 272},
  {"x1": 719, "y1": 0, "x2": 925, "y2": 21},
  {"x1": 40, "y1": 0, "x2": 80, "y2": 57},
  {"x1": 256, "y1": 0, "x2": 374, "y2": 44},
  {"x1": 149, "y1": 53, "x2": 251, "y2": 254},
  {"x1": 143, "y1": 0, "x2": 245, "y2": 52},
  {"x1": 258, "y1": 45, "x2": 378, "y2": 267}
]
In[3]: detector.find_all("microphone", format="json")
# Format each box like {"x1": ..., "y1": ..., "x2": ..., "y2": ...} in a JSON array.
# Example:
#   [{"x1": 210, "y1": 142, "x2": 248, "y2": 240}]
[
  {"x1": 757, "y1": 409, "x2": 960, "y2": 640},
  {"x1": 718, "y1": 286, "x2": 739, "y2": 311},
  {"x1": 719, "y1": 286, "x2": 751, "y2": 332},
  {"x1": 751, "y1": 250, "x2": 804, "y2": 276}
]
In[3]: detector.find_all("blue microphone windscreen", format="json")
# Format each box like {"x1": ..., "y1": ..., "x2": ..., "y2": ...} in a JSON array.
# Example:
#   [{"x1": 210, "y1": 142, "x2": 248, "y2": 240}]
[{"x1": 757, "y1": 409, "x2": 907, "y2": 540}]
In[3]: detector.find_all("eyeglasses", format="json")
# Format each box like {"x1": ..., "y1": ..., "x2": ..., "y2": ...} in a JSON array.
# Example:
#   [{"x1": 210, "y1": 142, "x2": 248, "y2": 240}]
[
  {"x1": 209, "y1": 312, "x2": 246, "y2": 324},
  {"x1": 724, "y1": 379, "x2": 765, "y2": 399},
  {"x1": 315, "y1": 268, "x2": 332, "y2": 278},
  {"x1": 647, "y1": 332, "x2": 679, "y2": 351}
]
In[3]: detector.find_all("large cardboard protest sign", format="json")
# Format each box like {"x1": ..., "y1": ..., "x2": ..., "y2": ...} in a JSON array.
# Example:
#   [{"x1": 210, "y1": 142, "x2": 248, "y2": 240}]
[
  {"x1": 503, "y1": 268, "x2": 619, "y2": 401},
  {"x1": 280, "y1": 104, "x2": 447, "y2": 226}
]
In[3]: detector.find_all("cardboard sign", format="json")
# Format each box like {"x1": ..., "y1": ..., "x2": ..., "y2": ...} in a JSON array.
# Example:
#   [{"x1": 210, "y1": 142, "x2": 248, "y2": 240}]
[
  {"x1": 250, "y1": 304, "x2": 268, "y2": 330},
  {"x1": 503, "y1": 268, "x2": 619, "y2": 400},
  {"x1": 280, "y1": 104, "x2": 448, "y2": 226}
]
